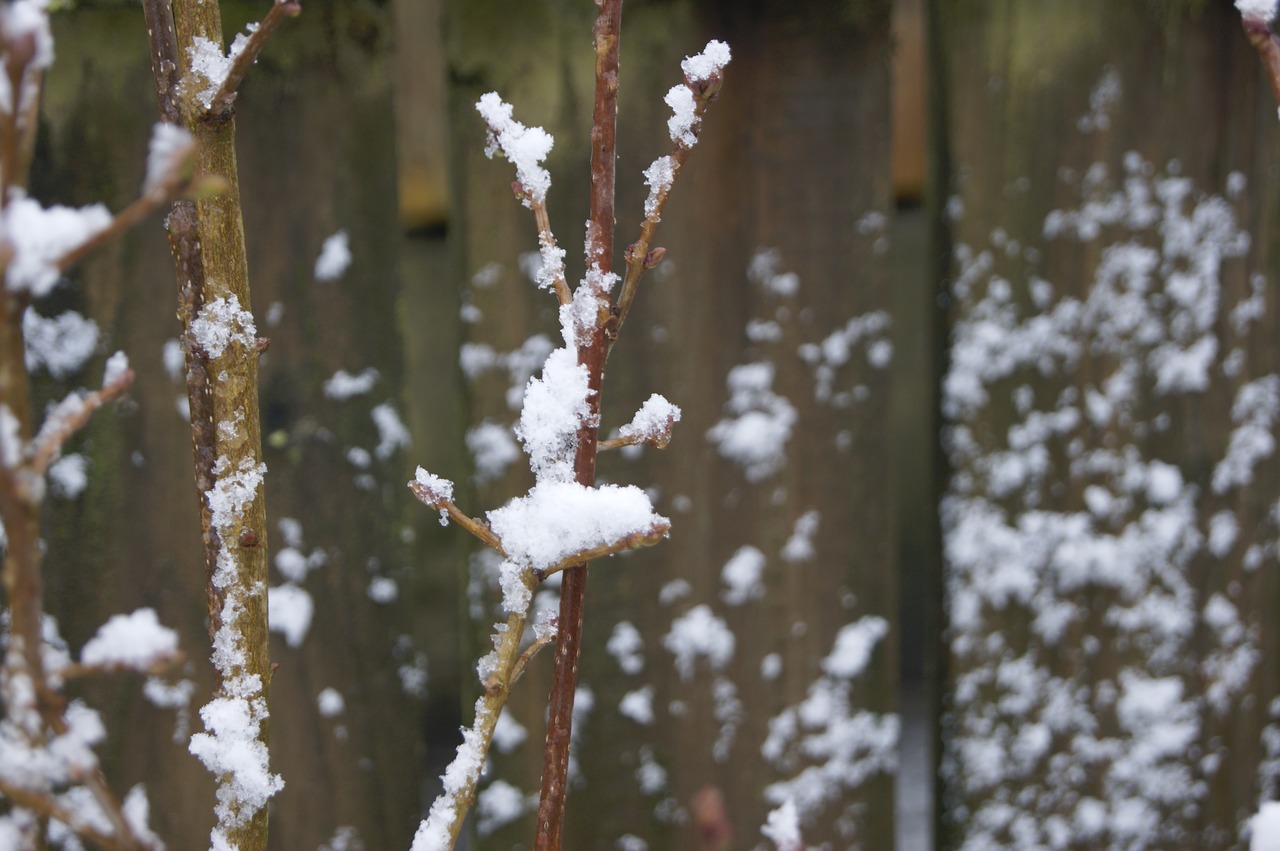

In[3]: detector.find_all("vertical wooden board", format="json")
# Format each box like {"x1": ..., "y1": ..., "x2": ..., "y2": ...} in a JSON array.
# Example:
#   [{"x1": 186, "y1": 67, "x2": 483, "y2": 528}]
[
  {"x1": 33, "y1": 3, "x2": 458, "y2": 848},
  {"x1": 937, "y1": 1, "x2": 1280, "y2": 848},
  {"x1": 439, "y1": 0, "x2": 898, "y2": 848}
]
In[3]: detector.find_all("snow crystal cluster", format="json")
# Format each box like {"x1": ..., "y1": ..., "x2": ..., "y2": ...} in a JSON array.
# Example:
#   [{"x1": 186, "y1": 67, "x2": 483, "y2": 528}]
[
  {"x1": 487, "y1": 481, "x2": 668, "y2": 613},
  {"x1": 476, "y1": 93, "x2": 554, "y2": 206},
  {"x1": 616, "y1": 393, "x2": 681, "y2": 447},
  {"x1": 186, "y1": 26, "x2": 257, "y2": 111},
  {"x1": 191, "y1": 435, "x2": 281, "y2": 841},
  {"x1": 190, "y1": 295, "x2": 256, "y2": 359},
  {"x1": 942, "y1": 150, "x2": 1279, "y2": 848}
]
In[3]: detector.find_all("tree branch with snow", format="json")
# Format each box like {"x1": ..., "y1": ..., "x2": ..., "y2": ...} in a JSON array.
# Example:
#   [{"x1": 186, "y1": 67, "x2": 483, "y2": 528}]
[
  {"x1": 409, "y1": 4, "x2": 728, "y2": 849},
  {"x1": 194, "y1": 0, "x2": 301, "y2": 123},
  {"x1": 143, "y1": 1, "x2": 295, "y2": 847}
]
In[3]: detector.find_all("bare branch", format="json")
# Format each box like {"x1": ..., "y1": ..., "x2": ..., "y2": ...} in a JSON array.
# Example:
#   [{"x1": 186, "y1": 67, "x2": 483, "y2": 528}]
[{"x1": 511, "y1": 620, "x2": 557, "y2": 684}]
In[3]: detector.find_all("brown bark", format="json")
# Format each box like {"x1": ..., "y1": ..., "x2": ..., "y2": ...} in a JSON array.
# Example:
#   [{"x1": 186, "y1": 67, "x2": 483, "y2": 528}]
[{"x1": 535, "y1": 5, "x2": 622, "y2": 848}]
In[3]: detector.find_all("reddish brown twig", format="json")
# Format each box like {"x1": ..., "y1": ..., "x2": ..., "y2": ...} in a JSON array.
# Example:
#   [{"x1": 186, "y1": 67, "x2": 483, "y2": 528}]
[
  {"x1": 533, "y1": 3, "x2": 623, "y2": 849},
  {"x1": 1242, "y1": 13, "x2": 1280, "y2": 109},
  {"x1": 409, "y1": 477, "x2": 508, "y2": 554}
]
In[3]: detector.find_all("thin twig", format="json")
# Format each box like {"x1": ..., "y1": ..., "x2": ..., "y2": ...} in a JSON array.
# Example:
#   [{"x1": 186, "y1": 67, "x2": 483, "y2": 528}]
[
  {"x1": 531, "y1": 521, "x2": 669, "y2": 582},
  {"x1": 598, "y1": 428, "x2": 672, "y2": 451},
  {"x1": 418, "y1": 584, "x2": 535, "y2": 850},
  {"x1": 612, "y1": 91, "x2": 719, "y2": 340},
  {"x1": 204, "y1": 0, "x2": 301, "y2": 122},
  {"x1": 532, "y1": 200, "x2": 572, "y2": 305},
  {"x1": 0, "y1": 26, "x2": 43, "y2": 205},
  {"x1": 1242, "y1": 14, "x2": 1280, "y2": 109},
  {"x1": 56, "y1": 650, "x2": 185, "y2": 681},
  {"x1": 409, "y1": 481, "x2": 508, "y2": 554},
  {"x1": 510, "y1": 625, "x2": 557, "y2": 685},
  {"x1": 56, "y1": 190, "x2": 178, "y2": 276}
]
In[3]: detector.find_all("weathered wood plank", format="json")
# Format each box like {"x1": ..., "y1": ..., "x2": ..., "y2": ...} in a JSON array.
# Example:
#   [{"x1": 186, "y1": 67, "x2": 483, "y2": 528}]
[{"x1": 937, "y1": 2, "x2": 1280, "y2": 847}]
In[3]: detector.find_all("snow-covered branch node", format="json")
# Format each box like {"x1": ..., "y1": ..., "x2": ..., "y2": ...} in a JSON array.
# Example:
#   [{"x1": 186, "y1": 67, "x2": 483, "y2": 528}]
[
  {"x1": 410, "y1": 467, "x2": 455, "y2": 524},
  {"x1": 476, "y1": 93, "x2": 554, "y2": 207},
  {"x1": 664, "y1": 40, "x2": 731, "y2": 149},
  {"x1": 186, "y1": 1, "x2": 300, "y2": 120},
  {"x1": 1237, "y1": 0, "x2": 1277, "y2": 24},
  {"x1": 602, "y1": 393, "x2": 682, "y2": 450}
]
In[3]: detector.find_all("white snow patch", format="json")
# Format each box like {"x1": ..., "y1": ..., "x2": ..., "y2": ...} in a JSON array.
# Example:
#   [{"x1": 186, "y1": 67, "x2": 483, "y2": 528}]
[
  {"x1": 466, "y1": 420, "x2": 521, "y2": 483},
  {"x1": 664, "y1": 605, "x2": 734, "y2": 681},
  {"x1": 607, "y1": 621, "x2": 645, "y2": 675},
  {"x1": 720, "y1": 545, "x2": 766, "y2": 605},
  {"x1": 190, "y1": 295, "x2": 256, "y2": 359},
  {"x1": 707, "y1": 362, "x2": 796, "y2": 481},
  {"x1": 3, "y1": 195, "x2": 111, "y2": 297},
  {"x1": 372, "y1": 402, "x2": 411, "y2": 460},
  {"x1": 317, "y1": 688, "x2": 345, "y2": 718},
  {"x1": 143, "y1": 122, "x2": 195, "y2": 193},
  {"x1": 314, "y1": 230, "x2": 352, "y2": 282},
  {"x1": 80, "y1": 609, "x2": 179, "y2": 671},
  {"x1": 23, "y1": 309, "x2": 98, "y2": 379},
  {"x1": 268, "y1": 584, "x2": 313, "y2": 648},
  {"x1": 323, "y1": 368, "x2": 379, "y2": 400},
  {"x1": 48, "y1": 453, "x2": 88, "y2": 500}
]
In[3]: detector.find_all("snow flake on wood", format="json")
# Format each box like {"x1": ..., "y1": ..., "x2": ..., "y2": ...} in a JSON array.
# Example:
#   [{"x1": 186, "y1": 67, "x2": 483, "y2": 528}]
[{"x1": 190, "y1": 295, "x2": 256, "y2": 360}]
